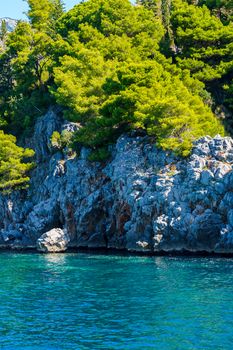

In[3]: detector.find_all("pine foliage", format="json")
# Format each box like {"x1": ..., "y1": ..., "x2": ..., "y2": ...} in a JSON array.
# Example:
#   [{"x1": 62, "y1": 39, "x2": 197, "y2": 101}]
[
  {"x1": 0, "y1": 131, "x2": 34, "y2": 191},
  {"x1": 0, "y1": 0, "x2": 231, "y2": 171}
]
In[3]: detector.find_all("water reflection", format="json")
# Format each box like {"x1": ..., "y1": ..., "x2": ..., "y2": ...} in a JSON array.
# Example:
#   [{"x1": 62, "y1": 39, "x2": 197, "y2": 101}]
[{"x1": 42, "y1": 253, "x2": 67, "y2": 265}]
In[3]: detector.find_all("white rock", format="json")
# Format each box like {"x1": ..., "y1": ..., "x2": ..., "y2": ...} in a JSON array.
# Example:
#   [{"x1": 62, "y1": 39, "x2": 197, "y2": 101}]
[{"x1": 37, "y1": 228, "x2": 70, "y2": 253}]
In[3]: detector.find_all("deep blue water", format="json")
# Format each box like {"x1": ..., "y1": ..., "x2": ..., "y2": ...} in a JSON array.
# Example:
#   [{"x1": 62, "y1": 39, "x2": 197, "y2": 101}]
[{"x1": 0, "y1": 253, "x2": 233, "y2": 349}]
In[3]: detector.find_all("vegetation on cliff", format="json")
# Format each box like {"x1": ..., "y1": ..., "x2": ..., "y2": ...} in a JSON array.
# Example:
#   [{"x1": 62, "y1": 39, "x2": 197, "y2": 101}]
[
  {"x1": 0, "y1": 131, "x2": 34, "y2": 191},
  {"x1": 0, "y1": 0, "x2": 233, "y2": 188}
]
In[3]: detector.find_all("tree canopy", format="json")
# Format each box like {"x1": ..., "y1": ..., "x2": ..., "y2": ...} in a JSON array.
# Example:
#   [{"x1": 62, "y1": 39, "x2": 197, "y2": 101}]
[
  {"x1": 0, "y1": 131, "x2": 34, "y2": 191},
  {"x1": 0, "y1": 0, "x2": 232, "y2": 172},
  {"x1": 52, "y1": 0, "x2": 224, "y2": 156}
]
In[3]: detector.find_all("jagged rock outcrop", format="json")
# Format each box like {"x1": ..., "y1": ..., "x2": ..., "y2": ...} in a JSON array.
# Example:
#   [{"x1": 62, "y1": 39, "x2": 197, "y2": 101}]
[{"x1": 1, "y1": 108, "x2": 233, "y2": 254}]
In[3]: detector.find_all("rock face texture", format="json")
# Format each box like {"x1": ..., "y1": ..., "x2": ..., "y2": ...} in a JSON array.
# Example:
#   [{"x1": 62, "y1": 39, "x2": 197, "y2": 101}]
[{"x1": 1, "y1": 108, "x2": 233, "y2": 253}]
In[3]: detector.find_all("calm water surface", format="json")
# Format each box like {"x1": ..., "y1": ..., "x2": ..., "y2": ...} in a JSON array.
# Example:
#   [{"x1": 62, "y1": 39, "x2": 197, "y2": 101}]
[{"x1": 0, "y1": 253, "x2": 232, "y2": 349}]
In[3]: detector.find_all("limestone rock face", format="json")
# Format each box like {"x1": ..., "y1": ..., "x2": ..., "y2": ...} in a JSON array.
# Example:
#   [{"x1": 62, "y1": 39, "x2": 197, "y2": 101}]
[
  {"x1": 30, "y1": 107, "x2": 63, "y2": 162},
  {"x1": 37, "y1": 228, "x2": 70, "y2": 253},
  {"x1": 1, "y1": 109, "x2": 233, "y2": 254}
]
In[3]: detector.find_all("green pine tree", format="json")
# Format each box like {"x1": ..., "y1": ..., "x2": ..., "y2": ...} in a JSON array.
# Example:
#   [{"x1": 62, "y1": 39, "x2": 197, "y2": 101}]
[
  {"x1": 0, "y1": 130, "x2": 34, "y2": 191},
  {"x1": 0, "y1": 20, "x2": 7, "y2": 42},
  {"x1": 27, "y1": 0, "x2": 65, "y2": 31}
]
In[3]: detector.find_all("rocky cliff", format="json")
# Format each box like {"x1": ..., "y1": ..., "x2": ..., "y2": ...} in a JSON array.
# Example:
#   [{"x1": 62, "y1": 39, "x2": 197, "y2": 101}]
[{"x1": 1, "y1": 108, "x2": 233, "y2": 254}]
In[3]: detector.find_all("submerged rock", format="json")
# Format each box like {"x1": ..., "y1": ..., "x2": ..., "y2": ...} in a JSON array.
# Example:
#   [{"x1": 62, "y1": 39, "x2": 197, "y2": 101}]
[{"x1": 1, "y1": 110, "x2": 233, "y2": 254}]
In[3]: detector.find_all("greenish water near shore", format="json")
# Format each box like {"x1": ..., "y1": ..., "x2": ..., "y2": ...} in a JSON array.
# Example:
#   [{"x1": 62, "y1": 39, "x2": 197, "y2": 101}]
[{"x1": 0, "y1": 253, "x2": 232, "y2": 349}]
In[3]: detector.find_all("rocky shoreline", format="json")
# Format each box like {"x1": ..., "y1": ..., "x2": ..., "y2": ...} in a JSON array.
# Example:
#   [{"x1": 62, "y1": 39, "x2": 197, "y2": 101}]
[
  {"x1": 2, "y1": 245, "x2": 233, "y2": 259},
  {"x1": 1, "y1": 108, "x2": 233, "y2": 254}
]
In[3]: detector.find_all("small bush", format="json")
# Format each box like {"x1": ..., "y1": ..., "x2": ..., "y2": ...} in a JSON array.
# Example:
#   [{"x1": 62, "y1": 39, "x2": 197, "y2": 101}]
[{"x1": 51, "y1": 130, "x2": 73, "y2": 150}]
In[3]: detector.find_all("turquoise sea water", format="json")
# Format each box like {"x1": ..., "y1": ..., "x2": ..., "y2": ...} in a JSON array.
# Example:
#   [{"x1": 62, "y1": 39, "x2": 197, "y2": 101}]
[{"x1": 0, "y1": 253, "x2": 233, "y2": 350}]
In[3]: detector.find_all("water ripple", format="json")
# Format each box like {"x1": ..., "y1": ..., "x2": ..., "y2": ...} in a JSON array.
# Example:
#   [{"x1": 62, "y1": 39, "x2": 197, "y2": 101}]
[{"x1": 0, "y1": 253, "x2": 232, "y2": 349}]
